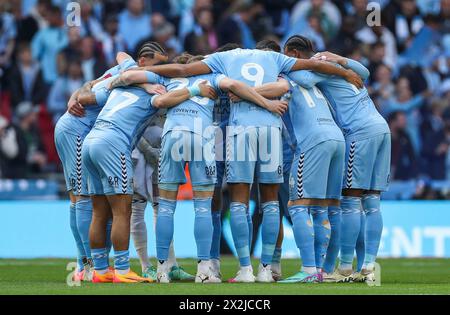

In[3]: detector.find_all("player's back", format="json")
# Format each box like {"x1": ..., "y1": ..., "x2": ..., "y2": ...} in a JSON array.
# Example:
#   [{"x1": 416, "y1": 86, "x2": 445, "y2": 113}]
[
  {"x1": 287, "y1": 74, "x2": 344, "y2": 152},
  {"x1": 162, "y1": 73, "x2": 222, "y2": 138},
  {"x1": 55, "y1": 60, "x2": 137, "y2": 135},
  {"x1": 92, "y1": 86, "x2": 157, "y2": 149},
  {"x1": 203, "y1": 48, "x2": 296, "y2": 130},
  {"x1": 297, "y1": 70, "x2": 390, "y2": 140}
]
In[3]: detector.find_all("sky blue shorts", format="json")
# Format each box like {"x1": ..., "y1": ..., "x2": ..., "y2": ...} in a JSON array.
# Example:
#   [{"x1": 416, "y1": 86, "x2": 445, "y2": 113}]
[
  {"x1": 344, "y1": 133, "x2": 391, "y2": 191},
  {"x1": 54, "y1": 121, "x2": 89, "y2": 195},
  {"x1": 158, "y1": 130, "x2": 216, "y2": 186},
  {"x1": 81, "y1": 134, "x2": 134, "y2": 195},
  {"x1": 226, "y1": 126, "x2": 283, "y2": 184},
  {"x1": 289, "y1": 139, "x2": 345, "y2": 200}
]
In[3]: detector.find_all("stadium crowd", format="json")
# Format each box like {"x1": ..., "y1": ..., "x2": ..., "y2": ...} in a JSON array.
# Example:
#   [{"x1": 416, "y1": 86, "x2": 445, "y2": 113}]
[{"x1": 0, "y1": 0, "x2": 449, "y2": 183}]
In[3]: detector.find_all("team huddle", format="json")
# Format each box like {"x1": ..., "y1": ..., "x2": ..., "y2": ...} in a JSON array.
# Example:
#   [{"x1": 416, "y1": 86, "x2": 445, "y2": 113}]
[{"x1": 54, "y1": 35, "x2": 391, "y2": 284}]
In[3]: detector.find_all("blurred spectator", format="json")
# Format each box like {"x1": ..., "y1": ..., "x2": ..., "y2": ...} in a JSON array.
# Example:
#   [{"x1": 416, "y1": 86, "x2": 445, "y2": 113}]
[
  {"x1": 118, "y1": 0, "x2": 151, "y2": 53},
  {"x1": 11, "y1": 0, "x2": 45, "y2": 44},
  {"x1": 328, "y1": 15, "x2": 360, "y2": 55},
  {"x1": 369, "y1": 63, "x2": 395, "y2": 109},
  {"x1": 31, "y1": 4, "x2": 67, "y2": 84},
  {"x1": 217, "y1": 0, "x2": 263, "y2": 48},
  {"x1": 356, "y1": 24, "x2": 398, "y2": 69},
  {"x1": 151, "y1": 14, "x2": 182, "y2": 56},
  {"x1": 27, "y1": 0, "x2": 50, "y2": 30},
  {"x1": 47, "y1": 59, "x2": 83, "y2": 124},
  {"x1": 441, "y1": 0, "x2": 450, "y2": 33},
  {"x1": 184, "y1": 8, "x2": 218, "y2": 55},
  {"x1": 388, "y1": 111, "x2": 418, "y2": 180},
  {"x1": 78, "y1": 0, "x2": 105, "y2": 41},
  {"x1": 398, "y1": 14, "x2": 441, "y2": 68},
  {"x1": 57, "y1": 26, "x2": 82, "y2": 76},
  {"x1": 421, "y1": 99, "x2": 450, "y2": 179},
  {"x1": 100, "y1": 15, "x2": 126, "y2": 67},
  {"x1": 0, "y1": 102, "x2": 47, "y2": 178},
  {"x1": 389, "y1": 0, "x2": 424, "y2": 52},
  {"x1": 344, "y1": 0, "x2": 369, "y2": 31},
  {"x1": 79, "y1": 36, "x2": 107, "y2": 82},
  {"x1": 288, "y1": 0, "x2": 341, "y2": 43},
  {"x1": 9, "y1": 42, "x2": 47, "y2": 109},
  {"x1": 178, "y1": 0, "x2": 212, "y2": 45},
  {"x1": 383, "y1": 77, "x2": 429, "y2": 153},
  {"x1": 367, "y1": 41, "x2": 387, "y2": 78},
  {"x1": 0, "y1": 115, "x2": 20, "y2": 178},
  {"x1": 0, "y1": 4, "x2": 17, "y2": 72}
]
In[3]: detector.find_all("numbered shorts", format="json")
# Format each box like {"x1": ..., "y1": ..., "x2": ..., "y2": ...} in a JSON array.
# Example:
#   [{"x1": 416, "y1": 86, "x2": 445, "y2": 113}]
[
  {"x1": 81, "y1": 135, "x2": 134, "y2": 195},
  {"x1": 289, "y1": 140, "x2": 345, "y2": 200},
  {"x1": 344, "y1": 133, "x2": 391, "y2": 191},
  {"x1": 54, "y1": 124, "x2": 88, "y2": 195},
  {"x1": 158, "y1": 130, "x2": 216, "y2": 186},
  {"x1": 226, "y1": 126, "x2": 283, "y2": 184}
]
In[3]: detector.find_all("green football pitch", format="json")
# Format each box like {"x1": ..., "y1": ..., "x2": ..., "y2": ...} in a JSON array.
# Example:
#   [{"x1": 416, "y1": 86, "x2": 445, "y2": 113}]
[{"x1": 0, "y1": 257, "x2": 449, "y2": 295}]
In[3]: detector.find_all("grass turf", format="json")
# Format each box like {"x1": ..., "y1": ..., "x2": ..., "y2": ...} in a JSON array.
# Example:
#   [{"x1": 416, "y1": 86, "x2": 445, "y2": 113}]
[{"x1": 0, "y1": 257, "x2": 449, "y2": 295}]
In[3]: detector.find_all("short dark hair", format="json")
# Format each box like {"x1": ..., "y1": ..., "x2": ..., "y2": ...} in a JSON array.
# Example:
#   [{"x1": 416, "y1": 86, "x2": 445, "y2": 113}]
[
  {"x1": 215, "y1": 43, "x2": 241, "y2": 53},
  {"x1": 256, "y1": 39, "x2": 281, "y2": 52},
  {"x1": 137, "y1": 41, "x2": 166, "y2": 59},
  {"x1": 284, "y1": 35, "x2": 315, "y2": 54}
]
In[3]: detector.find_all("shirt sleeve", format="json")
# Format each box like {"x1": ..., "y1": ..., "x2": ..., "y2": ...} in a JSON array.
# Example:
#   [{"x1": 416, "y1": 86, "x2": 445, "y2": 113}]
[
  {"x1": 145, "y1": 71, "x2": 164, "y2": 85},
  {"x1": 288, "y1": 70, "x2": 327, "y2": 89},
  {"x1": 202, "y1": 52, "x2": 224, "y2": 74},
  {"x1": 274, "y1": 52, "x2": 298, "y2": 74},
  {"x1": 94, "y1": 88, "x2": 110, "y2": 107},
  {"x1": 119, "y1": 58, "x2": 138, "y2": 71},
  {"x1": 345, "y1": 58, "x2": 370, "y2": 81},
  {"x1": 211, "y1": 74, "x2": 227, "y2": 91}
]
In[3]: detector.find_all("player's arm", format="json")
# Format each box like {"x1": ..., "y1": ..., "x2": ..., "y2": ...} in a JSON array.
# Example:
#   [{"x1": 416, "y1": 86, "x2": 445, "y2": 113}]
[
  {"x1": 144, "y1": 61, "x2": 212, "y2": 78},
  {"x1": 254, "y1": 78, "x2": 290, "y2": 99},
  {"x1": 67, "y1": 80, "x2": 96, "y2": 116},
  {"x1": 313, "y1": 51, "x2": 370, "y2": 81},
  {"x1": 291, "y1": 58, "x2": 363, "y2": 88},
  {"x1": 152, "y1": 81, "x2": 217, "y2": 109},
  {"x1": 288, "y1": 70, "x2": 326, "y2": 89},
  {"x1": 107, "y1": 70, "x2": 162, "y2": 90},
  {"x1": 218, "y1": 77, "x2": 288, "y2": 116},
  {"x1": 116, "y1": 51, "x2": 133, "y2": 65}
]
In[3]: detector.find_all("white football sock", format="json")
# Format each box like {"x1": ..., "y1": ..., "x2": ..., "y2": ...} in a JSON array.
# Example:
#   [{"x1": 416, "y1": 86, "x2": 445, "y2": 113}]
[{"x1": 131, "y1": 197, "x2": 151, "y2": 271}]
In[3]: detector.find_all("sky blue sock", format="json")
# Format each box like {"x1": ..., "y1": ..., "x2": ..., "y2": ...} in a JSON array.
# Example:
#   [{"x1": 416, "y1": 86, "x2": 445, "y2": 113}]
[
  {"x1": 246, "y1": 206, "x2": 253, "y2": 253},
  {"x1": 210, "y1": 210, "x2": 222, "y2": 260},
  {"x1": 356, "y1": 212, "x2": 366, "y2": 271},
  {"x1": 289, "y1": 205, "x2": 315, "y2": 268},
  {"x1": 194, "y1": 198, "x2": 213, "y2": 261},
  {"x1": 310, "y1": 205, "x2": 330, "y2": 269},
  {"x1": 75, "y1": 198, "x2": 92, "y2": 260},
  {"x1": 156, "y1": 198, "x2": 177, "y2": 261},
  {"x1": 70, "y1": 202, "x2": 85, "y2": 270},
  {"x1": 91, "y1": 247, "x2": 108, "y2": 271},
  {"x1": 363, "y1": 194, "x2": 382, "y2": 268},
  {"x1": 114, "y1": 250, "x2": 130, "y2": 270},
  {"x1": 105, "y1": 218, "x2": 112, "y2": 264},
  {"x1": 272, "y1": 247, "x2": 282, "y2": 264},
  {"x1": 261, "y1": 201, "x2": 280, "y2": 265},
  {"x1": 339, "y1": 196, "x2": 362, "y2": 269},
  {"x1": 230, "y1": 202, "x2": 251, "y2": 266},
  {"x1": 323, "y1": 206, "x2": 341, "y2": 273}
]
